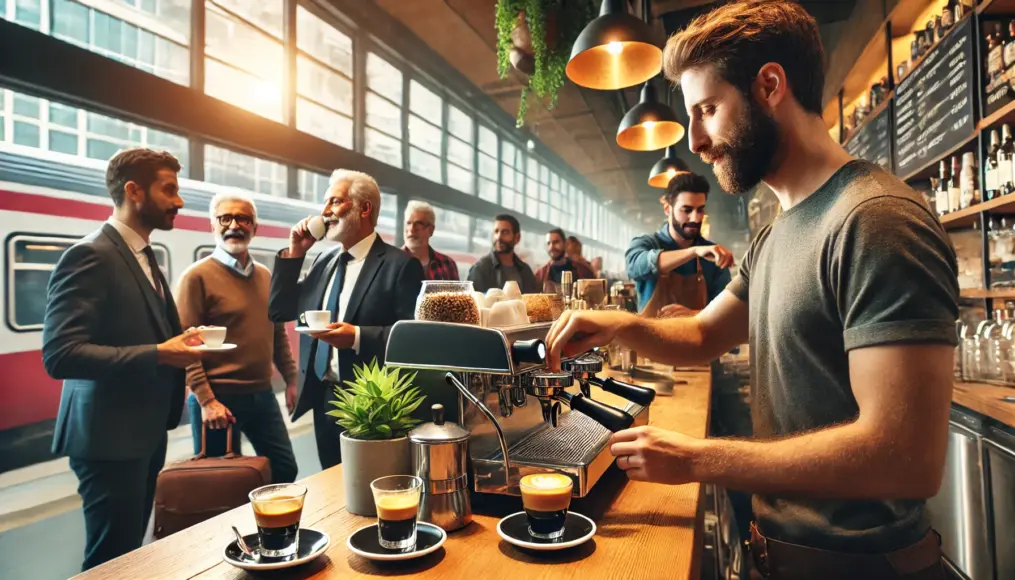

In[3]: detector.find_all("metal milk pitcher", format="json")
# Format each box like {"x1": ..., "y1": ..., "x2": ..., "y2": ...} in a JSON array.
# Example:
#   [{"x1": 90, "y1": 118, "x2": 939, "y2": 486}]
[{"x1": 408, "y1": 404, "x2": 472, "y2": 531}]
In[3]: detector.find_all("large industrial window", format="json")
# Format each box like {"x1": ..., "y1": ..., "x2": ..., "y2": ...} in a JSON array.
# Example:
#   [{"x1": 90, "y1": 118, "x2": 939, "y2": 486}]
[
  {"x1": 445, "y1": 105, "x2": 474, "y2": 195},
  {"x1": 500, "y1": 140, "x2": 524, "y2": 213},
  {"x1": 477, "y1": 124, "x2": 498, "y2": 204},
  {"x1": 426, "y1": 202, "x2": 470, "y2": 255},
  {"x1": 364, "y1": 52, "x2": 402, "y2": 168},
  {"x1": 204, "y1": 0, "x2": 283, "y2": 121},
  {"x1": 525, "y1": 158, "x2": 545, "y2": 221},
  {"x1": 296, "y1": 6, "x2": 353, "y2": 149},
  {"x1": 0, "y1": 88, "x2": 189, "y2": 170},
  {"x1": 408, "y1": 80, "x2": 442, "y2": 184},
  {"x1": 297, "y1": 168, "x2": 329, "y2": 204},
  {"x1": 204, "y1": 144, "x2": 286, "y2": 197}
]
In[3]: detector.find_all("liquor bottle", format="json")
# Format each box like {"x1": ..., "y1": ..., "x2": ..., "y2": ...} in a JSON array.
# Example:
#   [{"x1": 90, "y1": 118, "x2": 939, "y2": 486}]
[
  {"x1": 987, "y1": 130, "x2": 1001, "y2": 200},
  {"x1": 937, "y1": 161, "x2": 950, "y2": 216},
  {"x1": 955, "y1": 0, "x2": 968, "y2": 22},
  {"x1": 949, "y1": 155, "x2": 962, "y2": 212},
  {"x1": 1006, "y1": 21, "x2": 1015, "y2": 78},
  {"x1": 935, "y1": 15, "x2": 943, "y2": 42},
  {"x1": 941, "y1": 0, "x2": 955, "y2": 31},
  {"x1": 988, "y1": 24, "x2": 1004, "y2": 93},
  {"x1": 1002, "y1": 124, "x2": 1015, "y2": 195},
  {"x1": 960, "y1": 152, "x2": 979, "y2": 209}
]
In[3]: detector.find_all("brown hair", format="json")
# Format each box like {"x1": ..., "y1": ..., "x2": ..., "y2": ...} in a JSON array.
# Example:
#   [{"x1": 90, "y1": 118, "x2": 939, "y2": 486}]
[
  {"x1": 106, "y1": 148, "x2": 182, "y2": 206},
  {"x1": 665, "y1": 172, "x2": 710, "y2": 205},
  {"x1": 663, "y1": 0, "x2": 825, "y2": 115}
]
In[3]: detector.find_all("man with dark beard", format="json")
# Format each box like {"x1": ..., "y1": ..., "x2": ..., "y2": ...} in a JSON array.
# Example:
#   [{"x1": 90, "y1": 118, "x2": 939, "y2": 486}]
[
  {"x1": 176, "y1": 192, "x2": 299, "y2": 484},
  {"x1": 626, "y1": 172, "x2": 732, "y2": 318},
  {"x1": 544, "y1": 2, "x2": 956, "y2": 578},
  {"x1": 42, "y1": 148, "x2": 204, "y2": 570},
  {"x1": 467, "y1": 214, "x2": 540, "y2": 294},
  {"x1": 269, "y1": 170, "x2": 422, "y2": 468}
]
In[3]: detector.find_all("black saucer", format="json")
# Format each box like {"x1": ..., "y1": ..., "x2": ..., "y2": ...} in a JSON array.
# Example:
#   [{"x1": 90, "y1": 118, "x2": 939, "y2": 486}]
[
  {"x1": 497, "y1": 511, "x2": 596, "y2": 551},
  {"x1": 346, "y1": 522, "x2": 447, "y2": 561},
  {"x1": 223, "y1": 528, "x2": 330, "y2": 570}
]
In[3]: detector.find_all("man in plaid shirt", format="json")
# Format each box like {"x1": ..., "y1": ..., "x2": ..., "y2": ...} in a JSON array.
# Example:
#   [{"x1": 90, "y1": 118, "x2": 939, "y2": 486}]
[
  {"x1": 402, "y1": 200, "x2": 460, "y2": 281},
  {"x1": 534, "y1": 228, "x2": 596, "y2": 293}
]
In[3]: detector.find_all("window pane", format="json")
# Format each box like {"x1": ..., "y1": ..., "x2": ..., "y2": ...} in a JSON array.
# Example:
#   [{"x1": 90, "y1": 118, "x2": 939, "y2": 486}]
[
  {"x1": 297, "y1": 168, "x2": 329, "y2": 203},
  {"x1": 479, "y1": 177, "x2": 497, "y2": 203},
  {"x1": 49, "y1": 102, "x2": 78, "y2": 128},
  {"x1": 52, "y1": 0, "x2": 89, "y2": 45},
  {"x1": 366, "y1": 52, "x2": 402, "y2": 103},
  {"x1": 365, "y1": 127, "x2": 402, "y2": 167},
  {"x1": 502, "y1": 140, "x2": 516, "y2": 163},
  {"x1": 501, "y1": 165, "x2": 514, "y2": 189},
  {"x1": 447, "y1": 136, "x2": 472, "y2": 169},
  {"x1": 479, "y1": 152, "x2": 497, "y2": 179},
  {"x1": 86, "y1": 138, "x2": 119, "y2": 160},
  {"x1": 297, "y1": 55, "x2": 353, "y2": 114},
  {"x1": 212, "y1": 0, "x2": 283, "y2": 39},
  {"x1": 408, "y1": 115, "x2": 441, "y2": 151},
  {"x1": 409, "y1": 80, "x2": 442, "y2": 122},
  {"x1": 447, "y1": 163, "x2": 473, "y2": 194},
  {"x1": 296, "y1": 6, "x2": 352, "y2": 76},
  {"x1": 448, "y1": 105, "x2": 473, "y2": 143},
  {"x1": 13, "y1": 93, "x2": 41, "y2": 119},
  {"x1": 478, "y1": 125, "x2": 497, "y2": 157},
  {"x1": 49, "y1": 130, "x2": 78, "y2": 154},
  {"x1": 409, "y1": 147, "x2": 441, "y2": 183},
  {"x1": 296, "y1": 98, "x2": 353, "y2": 149},
  {"x1": 366, "y1": 92, "x2": 402, "y2": 138},
  {"x1": 14, "y1": 122, "x2": 40, "y2": 147},
  {"x1": 204, "y1": 144, "x2": 286, "y2": 197},
  {"x1": 12, "y1": 0, "x2": 42, "y2": 29},
  {"x1": 527, "y1": 157, "x2": 537, "y2": 178},
  {"x1": 205, "y1": 59, "x2": 282, "y2": 121}
]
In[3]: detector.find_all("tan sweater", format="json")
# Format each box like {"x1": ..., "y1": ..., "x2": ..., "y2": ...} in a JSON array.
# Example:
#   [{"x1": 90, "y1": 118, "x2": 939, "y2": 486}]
[{"x1": 175, "y1": 256, "x2": 298, "y2": 405}]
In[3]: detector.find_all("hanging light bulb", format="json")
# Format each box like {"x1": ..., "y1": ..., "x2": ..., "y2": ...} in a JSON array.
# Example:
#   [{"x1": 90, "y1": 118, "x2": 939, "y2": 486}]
[
  {"x1": 648, "y1": 145, "x2": 689, "y2": 188},
  {"x1": 616, "y1": 81, "x2": 684, "y2": 151},
  {"x1": 566, "y1": 0, "x2": 661, "y2": 90}
]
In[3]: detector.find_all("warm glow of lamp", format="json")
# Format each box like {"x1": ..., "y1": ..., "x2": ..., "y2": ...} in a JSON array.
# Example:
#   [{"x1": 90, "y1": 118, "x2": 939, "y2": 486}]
[
  {"x1": 606, "y1": 41, "x2": 624, "y2": 55},
  {"x1": 617, "y1": 82, "x2": 684, "y2": 151},
  {"x1": 566, "y1": 0, "x2": 661, "y2": 90},
  {"x1": 648, "y1": 145, "x2": 689, "y2": 188}
]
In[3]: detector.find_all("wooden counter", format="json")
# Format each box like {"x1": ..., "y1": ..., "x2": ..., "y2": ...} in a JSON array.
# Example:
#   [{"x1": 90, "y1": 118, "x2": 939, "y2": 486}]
[
  {"x1": 953, "y1": 381, "x2": 1015, "y2": 428},
  {"x1": 75, "y1": 369, "x2": 713, "y2": 580}
]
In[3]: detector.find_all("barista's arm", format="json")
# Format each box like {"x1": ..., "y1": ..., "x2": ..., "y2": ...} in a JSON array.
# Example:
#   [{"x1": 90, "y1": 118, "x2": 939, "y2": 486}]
[{"x1": 656, "y1": 247, "x2": 700, "y2": 272}]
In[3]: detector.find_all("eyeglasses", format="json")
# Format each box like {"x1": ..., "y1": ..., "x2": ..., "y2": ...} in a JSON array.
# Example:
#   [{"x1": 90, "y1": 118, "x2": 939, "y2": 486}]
[{"x1": 216, "y1": 214, "x2": 254, "y2": 227}]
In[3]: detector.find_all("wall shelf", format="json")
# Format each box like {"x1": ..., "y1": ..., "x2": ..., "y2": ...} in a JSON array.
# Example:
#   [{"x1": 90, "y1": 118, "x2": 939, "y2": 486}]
[
  {"x1": 961, "y1": 288, "x2": 1015, "y2": 299},
  {"x1": 941, "y1": 193, "x2": 1015, "y2": 229}
]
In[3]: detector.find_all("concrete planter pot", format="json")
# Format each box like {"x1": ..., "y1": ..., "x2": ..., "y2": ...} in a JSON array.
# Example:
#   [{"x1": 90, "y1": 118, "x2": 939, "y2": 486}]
[{"x1": 339, "y1": 432, "x2": 411, "y2": 516}]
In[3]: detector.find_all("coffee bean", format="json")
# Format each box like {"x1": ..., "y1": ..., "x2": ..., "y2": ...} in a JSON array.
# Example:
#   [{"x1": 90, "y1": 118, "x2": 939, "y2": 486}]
[{"x1": 417, "y1": 292, "x2": 480, "y2": 324}]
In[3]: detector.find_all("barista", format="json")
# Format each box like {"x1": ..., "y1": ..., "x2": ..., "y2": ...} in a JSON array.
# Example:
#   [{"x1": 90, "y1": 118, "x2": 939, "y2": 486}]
[{"x1": 626, "y1": 172, "x2": 733, "y2": 317}]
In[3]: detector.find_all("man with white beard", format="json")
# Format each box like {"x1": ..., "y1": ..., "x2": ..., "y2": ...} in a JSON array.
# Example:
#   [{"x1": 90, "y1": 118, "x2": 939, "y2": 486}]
[{"x1": 175, "y1": 192, "x2": 300, "y2": 483}]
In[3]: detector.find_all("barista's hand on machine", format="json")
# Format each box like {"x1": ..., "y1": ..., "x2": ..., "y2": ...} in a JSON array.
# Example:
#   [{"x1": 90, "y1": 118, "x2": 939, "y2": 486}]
[
  {"x1": 609, "y1": 426, "x2": 701, "y2": 484},
  {"x1": 309, "y1": 322, "x2": 357, "y2": 350},
  {"x1": 694, "y1": 244, "x2": 734, "y2": 269},
  {"x1": 545, "y1": 309, "x2": 631, "y2": 371}
]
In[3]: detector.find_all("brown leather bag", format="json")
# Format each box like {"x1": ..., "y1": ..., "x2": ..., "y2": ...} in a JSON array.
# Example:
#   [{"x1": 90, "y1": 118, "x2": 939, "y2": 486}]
[{"x1": 153, "y1": 425, "x2": 272, "y2": 539}]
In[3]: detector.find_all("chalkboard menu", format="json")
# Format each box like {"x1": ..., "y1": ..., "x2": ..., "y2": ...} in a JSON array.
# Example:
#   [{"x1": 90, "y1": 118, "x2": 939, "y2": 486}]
[
  {"x1": 894, "y1": 16, "x2": 976, "y2": 178},
  {"x1": 844, "y1": 103, "x2": 891, "y2": 171}
]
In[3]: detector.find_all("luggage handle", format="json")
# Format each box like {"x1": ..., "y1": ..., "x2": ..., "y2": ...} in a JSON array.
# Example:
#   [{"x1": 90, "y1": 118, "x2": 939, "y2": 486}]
[{"x1": 194, "y1": 423, "x2": 239, "y2": 460}]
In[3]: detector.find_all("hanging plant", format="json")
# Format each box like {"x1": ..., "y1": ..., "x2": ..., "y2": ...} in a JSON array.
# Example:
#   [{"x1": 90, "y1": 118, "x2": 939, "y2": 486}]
[{"x1": 495, "y1": 0, "x2": 597, "y2": 127}]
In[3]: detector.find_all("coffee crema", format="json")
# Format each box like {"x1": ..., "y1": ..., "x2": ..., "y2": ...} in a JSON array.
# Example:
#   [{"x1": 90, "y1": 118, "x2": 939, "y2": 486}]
[
  {"x1": 376, "y1": 494, "x2": 419, "y2": 521},
  {"x1": 252, "y1": 495, "x2": 304, "y2": 528},
  {"x1": 519, "y1": 473, "x2": 573, "y2": 512}
]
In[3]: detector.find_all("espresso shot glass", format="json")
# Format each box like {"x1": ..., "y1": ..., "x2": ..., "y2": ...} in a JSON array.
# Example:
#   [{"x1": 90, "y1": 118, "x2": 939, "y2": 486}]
[
  {"x1": 519, "y1": 473, "x2": 574, "y2": 540},
  {"x1": 249, "y1": 483, "x2": 307, "y2": 559},
  {"x1": 371, "y1": 475, "x2": 422, "y2": 550}
]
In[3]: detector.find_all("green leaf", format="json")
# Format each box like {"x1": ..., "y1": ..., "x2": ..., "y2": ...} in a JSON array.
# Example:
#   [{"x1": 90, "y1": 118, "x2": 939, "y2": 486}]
[{"x1": 376, "y1": 424, "x2": 392, "y2": 437}]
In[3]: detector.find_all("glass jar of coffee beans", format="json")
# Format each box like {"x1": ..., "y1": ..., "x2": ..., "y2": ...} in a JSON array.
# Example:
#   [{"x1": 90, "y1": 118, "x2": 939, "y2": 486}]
[{"x1": 415, "y1": 281, "x2": 481, "y2": 325}]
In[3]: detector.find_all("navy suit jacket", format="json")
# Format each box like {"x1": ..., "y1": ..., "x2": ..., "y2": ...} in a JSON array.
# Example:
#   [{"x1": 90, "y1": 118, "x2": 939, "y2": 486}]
[
  {"x1": 43, "y1": 223, "x2": 185, "y2": 460},
  {"x1": 268, "y1": 235, "x2": 423, "y2": 420}
]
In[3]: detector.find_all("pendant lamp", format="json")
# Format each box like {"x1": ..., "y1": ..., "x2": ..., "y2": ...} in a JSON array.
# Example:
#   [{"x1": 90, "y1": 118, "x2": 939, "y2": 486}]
[
  {"x1": 648, "y1": 145, "x2": 689, "y2": 188},
  {"x1": 566, "y1": 0, "x2": 661, "y2": 90},
  {"x1": 617, "y1": 81, "x2": 684, "y2": 151}
]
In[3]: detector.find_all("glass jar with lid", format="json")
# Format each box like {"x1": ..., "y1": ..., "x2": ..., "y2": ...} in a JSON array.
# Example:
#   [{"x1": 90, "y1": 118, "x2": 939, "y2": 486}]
[{"x1": 415, "y1": 280, "x2": 481, "y2": 325}]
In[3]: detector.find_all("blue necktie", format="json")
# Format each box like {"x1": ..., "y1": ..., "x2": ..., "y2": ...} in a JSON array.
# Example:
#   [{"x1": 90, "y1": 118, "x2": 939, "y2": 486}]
[{"x1": 314, "y1": 252, "x2": 352, "y2": 381}]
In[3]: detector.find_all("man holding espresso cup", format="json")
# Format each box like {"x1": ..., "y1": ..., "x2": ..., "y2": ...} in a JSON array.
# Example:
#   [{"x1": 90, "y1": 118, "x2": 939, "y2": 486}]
[
  {"x1": 269, "y1": 169, "x2": 423, "y2": 469},
  {"x1": 42, "y1": 148, "x2": 204, "y2": 570}
]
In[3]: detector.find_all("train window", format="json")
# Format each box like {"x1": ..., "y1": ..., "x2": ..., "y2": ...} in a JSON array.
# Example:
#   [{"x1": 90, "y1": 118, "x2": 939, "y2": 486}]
[
  {"x1": 150, "y1": 243, "x2": 171, "y2": 282},
  {"x1": 6, "y1": 235, "x2": 76, "y2": 331}
]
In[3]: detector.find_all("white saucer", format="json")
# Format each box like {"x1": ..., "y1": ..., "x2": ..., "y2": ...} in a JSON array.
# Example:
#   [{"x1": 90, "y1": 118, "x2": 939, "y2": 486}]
[
  {"x1": 497, "y1": 511, "x2": 596, "y2": 551},
  {"x1": 194, "y1": 343, "x2": 237, "y2": 351},
  {"x1": 295, "y1": 327, "x2": 328, "y2": 334}
]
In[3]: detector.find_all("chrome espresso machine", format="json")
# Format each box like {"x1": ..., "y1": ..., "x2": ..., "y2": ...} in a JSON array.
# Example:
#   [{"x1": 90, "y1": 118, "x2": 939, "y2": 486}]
[{"x1": 385, "y1": 320, "x2": 655, "y2": 497}]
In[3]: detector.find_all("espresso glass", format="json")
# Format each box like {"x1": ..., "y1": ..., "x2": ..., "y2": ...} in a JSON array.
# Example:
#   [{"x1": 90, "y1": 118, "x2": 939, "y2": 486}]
[
  {"x1": 249, "y1": 483, "x2": 307, "y2": 559},
  {"x1": 520, "y1": 473, "x2": 574, "y2": 540},
  {"x1": 370, "y1": 475, "x2": 422, "y2": 550}
]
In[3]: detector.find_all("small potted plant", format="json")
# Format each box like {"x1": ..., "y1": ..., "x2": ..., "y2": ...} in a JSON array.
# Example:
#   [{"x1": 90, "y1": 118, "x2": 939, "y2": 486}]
[{"x1": 327, "y1": 358, "x2": 426, "y2": 516}]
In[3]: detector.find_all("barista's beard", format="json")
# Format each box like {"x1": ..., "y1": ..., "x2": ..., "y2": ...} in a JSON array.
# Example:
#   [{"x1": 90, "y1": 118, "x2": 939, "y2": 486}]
[{"x1": 702, "y1": 96, "x2": 779, "y2": 195}]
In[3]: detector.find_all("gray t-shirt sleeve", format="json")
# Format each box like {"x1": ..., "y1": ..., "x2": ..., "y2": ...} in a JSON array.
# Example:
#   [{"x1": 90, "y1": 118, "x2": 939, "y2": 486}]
[
  {"x1": 832, "y1": 197, "x2": 959, "y2": 351},
  {"x1": 727, "y1": 228, "x2": 766, "y2": 302}
]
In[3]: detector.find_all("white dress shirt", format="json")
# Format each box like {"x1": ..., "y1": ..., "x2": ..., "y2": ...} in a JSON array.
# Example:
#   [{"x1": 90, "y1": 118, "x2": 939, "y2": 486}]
[
  {"x1": 106, "y1": 217, "x2": 161, "y2": 296},
  {"x1": 322, "y1": 232, "x2": 376, "y2": 382},
  {"x1": 211, "y1": 245, "x2": 255, "y2": 277}
]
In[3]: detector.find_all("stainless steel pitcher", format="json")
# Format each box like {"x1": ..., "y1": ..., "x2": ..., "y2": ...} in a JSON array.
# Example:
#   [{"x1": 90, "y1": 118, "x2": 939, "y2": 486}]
[{"x1": 408, "y1": 404, "x2": 472, "y2": 531}]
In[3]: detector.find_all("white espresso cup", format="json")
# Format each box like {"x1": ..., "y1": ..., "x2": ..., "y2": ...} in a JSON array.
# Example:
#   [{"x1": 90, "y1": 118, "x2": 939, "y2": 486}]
[
  {"x1": 198, "y1": 326, "x2": 227, "y2": 348},
  {"x1": 303, "y1": 310, "x2": 331, "y2": 330},
  {"x1": 307, "y1": 215, "x2": 334, "y2": 241}
]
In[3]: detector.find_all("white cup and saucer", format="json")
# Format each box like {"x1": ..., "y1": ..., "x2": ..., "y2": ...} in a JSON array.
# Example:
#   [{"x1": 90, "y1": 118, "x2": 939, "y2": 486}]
[
  {"x1": 193, "y1": 326, "x2": 237, "y2": 351},
  {"x1": 296, "y1": 310, "x2": 332, "y2": 334}
]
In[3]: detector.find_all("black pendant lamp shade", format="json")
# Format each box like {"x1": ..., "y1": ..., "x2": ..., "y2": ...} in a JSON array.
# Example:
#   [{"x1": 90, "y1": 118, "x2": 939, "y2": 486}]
[
  {"x1": 648, "y1": 145, "x2": 689, "y2": 188},
  {"x1": 566, "y1": 0, "x2": 662, "y2": 90},
  {"x1": 617, "y1": 82, "x2": 684, "y2": 151}
]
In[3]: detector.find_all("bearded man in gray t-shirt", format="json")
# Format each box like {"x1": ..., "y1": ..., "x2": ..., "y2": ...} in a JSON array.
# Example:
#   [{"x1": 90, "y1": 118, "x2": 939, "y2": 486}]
[{"x1": 546, "y1": 2, "x2": 956, "y2": 578}]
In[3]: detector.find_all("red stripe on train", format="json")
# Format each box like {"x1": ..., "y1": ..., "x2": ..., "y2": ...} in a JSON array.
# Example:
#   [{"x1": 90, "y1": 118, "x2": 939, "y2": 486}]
[{"x1": 0, "y1": 350, "x2": 60, "y2": 431}]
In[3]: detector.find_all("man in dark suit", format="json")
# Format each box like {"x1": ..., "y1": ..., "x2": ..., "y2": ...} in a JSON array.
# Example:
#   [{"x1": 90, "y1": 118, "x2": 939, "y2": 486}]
[
  {"x1": 269, "y1": 169, "x2": 423, "y2": 469},
  {"x1": 42, "y1": 148, "x2": 203, "y2": 571}
]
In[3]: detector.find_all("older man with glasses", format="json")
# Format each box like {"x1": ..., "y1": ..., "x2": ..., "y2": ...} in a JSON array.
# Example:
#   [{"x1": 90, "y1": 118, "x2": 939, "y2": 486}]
[
  {"x1": 402, "y1": 200, "x2": 460, "y2": 281},
  {"x1": 175, "y1": 191, "x2": 300, "y2": 483}
]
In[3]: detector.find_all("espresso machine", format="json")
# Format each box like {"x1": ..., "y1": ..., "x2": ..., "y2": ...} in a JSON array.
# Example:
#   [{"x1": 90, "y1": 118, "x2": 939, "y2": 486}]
[{"x1": 385, "y1": 320, "x2": 655, "y2": 497}]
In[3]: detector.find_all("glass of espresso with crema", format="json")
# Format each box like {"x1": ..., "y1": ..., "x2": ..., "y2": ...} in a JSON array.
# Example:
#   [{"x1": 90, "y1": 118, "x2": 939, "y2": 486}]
[
  {"x1": 520, "y1": 473, "x2": 574, "y2": 540},
  {"x1": 371, "y1": 475, "x2": 422, "y2": 550},
  {"x1": 249, "y1": 483, "x2": 307, "y2": 559}
]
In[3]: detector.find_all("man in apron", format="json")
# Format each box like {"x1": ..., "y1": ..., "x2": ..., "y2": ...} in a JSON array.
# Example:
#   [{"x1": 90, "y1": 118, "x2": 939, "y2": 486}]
[{"x1": 626, "y1": 171, "x2": 733, "y2": 318}]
